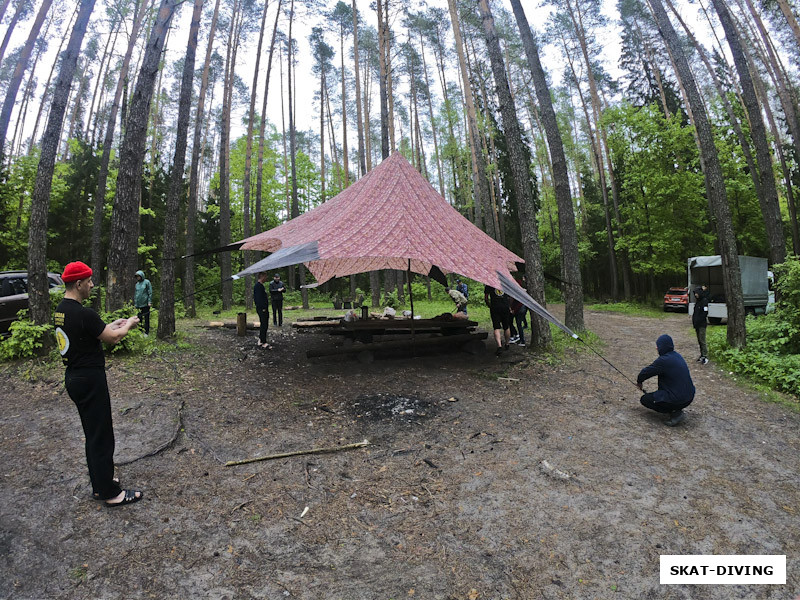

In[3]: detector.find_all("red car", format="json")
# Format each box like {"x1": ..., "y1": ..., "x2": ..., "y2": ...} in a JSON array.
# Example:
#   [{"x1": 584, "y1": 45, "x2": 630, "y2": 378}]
[{"x1": 663, "y1": 287, "x2": 689, "y2": 312}]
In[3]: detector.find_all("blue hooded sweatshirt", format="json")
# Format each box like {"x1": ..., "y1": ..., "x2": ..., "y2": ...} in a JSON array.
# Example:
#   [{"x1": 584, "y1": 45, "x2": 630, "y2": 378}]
[{"x1": 637, "y1": 334, "x2": 695, "y2": 405}]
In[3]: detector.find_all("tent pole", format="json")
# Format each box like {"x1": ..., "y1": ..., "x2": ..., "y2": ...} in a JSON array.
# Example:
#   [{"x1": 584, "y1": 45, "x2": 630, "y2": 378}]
[{"x1": 408, "y1": 260, "x2": 415, "y2": 351}]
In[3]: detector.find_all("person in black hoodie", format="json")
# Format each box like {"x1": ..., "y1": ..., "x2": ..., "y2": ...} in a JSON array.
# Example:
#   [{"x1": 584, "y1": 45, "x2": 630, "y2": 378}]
[
  {"x1": 253, "y1": 272, "x2": 271, "y2": 348},
  {"x1": 269, "y1": 273, "x2": 286, "y2": 326},
  {"x1": 636, "y1": 334, "x2": 695, "y2": 426},
  {"x1": 692, "y1": 286, "x2": 709, "y2": 364}
]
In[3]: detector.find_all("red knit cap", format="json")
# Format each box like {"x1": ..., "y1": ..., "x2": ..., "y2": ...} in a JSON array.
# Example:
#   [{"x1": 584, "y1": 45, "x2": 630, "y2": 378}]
[{"x1": 61, "y1": 261, "x2": 93, "y2": 283}]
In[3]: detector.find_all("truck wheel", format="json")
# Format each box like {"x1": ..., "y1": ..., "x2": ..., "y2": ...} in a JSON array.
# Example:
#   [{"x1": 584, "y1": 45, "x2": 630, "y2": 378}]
[{"x1": 708, "y1": 317, "x2": 722, "y2": 325}]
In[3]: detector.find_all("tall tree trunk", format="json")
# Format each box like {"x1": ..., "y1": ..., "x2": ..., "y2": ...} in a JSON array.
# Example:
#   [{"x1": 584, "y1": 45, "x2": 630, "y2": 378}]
[
  {"x1": 242, "y1": 0, "x2": 272, "y2": 311},
  {"x1": 85, "y1": 20, "x2": 118, "y2": 144},
  {"x1": 418, "y1": 30, "x2": 444, "y2": 197},
  {"x1": 511, "y1": 0, "x2": 584, "y2": 332},
  {"x1": 27, "y1": 0, "x2": 96, "y2": 325},
  {"x1": 352, "y1": 0, "x2": 366, "y2": 177},
  {"x1": 0, "y1": 0, "x2": 26, "y2": 68},
  {"x1": 185, "y1": 0, "x2": 222, "y2": 317},
  {"x1": 8, "y1": 3, "x2": 56, "y2": 161},
  {"x1": 320, "y1": 68, "x2": 326, "y2": 202},
  {"x1": 666, "y1": 0, "x2": 763, "y2": 206},
  {"x1": 649, "y1": 0, "x2": 746, "y2": 348},
  {"x1": 382, "y1": 0, "x2": 395, "y2": 151},
  {"x1": 339, "y1": 22, "x2": 349, "y2": 186},
  {"x1": 561, "y1": 35, "x2": 618, "y2": 299},
  {"x1": 218, "y1": 0, "x2": 242, "y2": 311},
  {"x1": 478, "y1": 0, "x2": 551, "y2": 349},
  {"x1": 712, "y1": 0, "x2": 786, "y2": 267},
  {"x1": 0, "y1": 0, "x2": 54, "y2": 155},
  {"x1": 255, "y1": 0, "x2": 282, "y2": 236},
  {"x1": 449, "y1": 0, "x2": 490, "y2": 233},
  {"x1": 29, "y1": 3, "x2": 78, "y2": 154},
  {"x1": 158, "y1": 0, "x2": 202, "y2": 339},
  {"x1": 0, "y1": 0, "x2": 12, "y2": 23},
  {"x1": 91, "y1": 0, "x2": 149, "y2": 285},
  {"x1": 376, "y1": 0, "x2": 389, "y2": 159},
  {"x1": 286, "y1": 0, "x2": 307, "y2": 307},
  {"x1": 564, "y1": 0, "x2": 631, "y2": 299},
  {"x1": 738, "y1": 0, "x2": 800, "y2": 255},
  {"x1": 107, "y1": 0, "x2": 177, "y2": 311},
  {"x1": 775, "y1": 0, "x2": 800, "y2": 50}
]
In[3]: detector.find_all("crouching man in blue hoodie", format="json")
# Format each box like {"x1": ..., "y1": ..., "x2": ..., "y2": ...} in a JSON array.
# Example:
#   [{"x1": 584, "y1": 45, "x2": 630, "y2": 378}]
[{"x1": 636, "y1": 334, "x2": 695, "y2": 426}]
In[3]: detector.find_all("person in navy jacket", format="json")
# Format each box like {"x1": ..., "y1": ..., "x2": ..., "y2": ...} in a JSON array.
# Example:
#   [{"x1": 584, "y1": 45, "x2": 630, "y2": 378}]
[{"x1": 636, "y1": 334, "x2": 695, "y2": 426}]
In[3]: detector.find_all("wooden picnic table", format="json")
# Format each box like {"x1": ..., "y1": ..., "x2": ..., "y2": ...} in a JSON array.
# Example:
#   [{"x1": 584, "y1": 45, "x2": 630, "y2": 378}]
[{"x1": 306, "y1": 317, "x2": 487, "y2": 360}]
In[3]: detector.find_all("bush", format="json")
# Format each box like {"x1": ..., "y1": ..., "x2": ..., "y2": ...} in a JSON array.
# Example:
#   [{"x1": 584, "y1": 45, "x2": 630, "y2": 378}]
[
  {"x1": 383, "y1": 291, "x2": 399, "y2": 308},
  {"x1": 772, "y1": 257, "x2": 800, "y2": 353},
  {"x1": 0, "y1": 311, "x2": 53, "y2": 360},
  {"x1": 98, "y1": 304, "x2": 151, "y2": 354}
]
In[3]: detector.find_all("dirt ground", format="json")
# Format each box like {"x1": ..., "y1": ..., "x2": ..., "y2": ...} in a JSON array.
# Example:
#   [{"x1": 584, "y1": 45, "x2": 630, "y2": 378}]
[{"x1": 1, "y1": 306, "x2": 798, "y2": 600}]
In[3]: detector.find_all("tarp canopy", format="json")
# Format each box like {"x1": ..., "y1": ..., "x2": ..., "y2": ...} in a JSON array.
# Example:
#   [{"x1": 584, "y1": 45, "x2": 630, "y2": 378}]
[{"x1": 232, "y1": 152, "x2": 576, "y2": 338}]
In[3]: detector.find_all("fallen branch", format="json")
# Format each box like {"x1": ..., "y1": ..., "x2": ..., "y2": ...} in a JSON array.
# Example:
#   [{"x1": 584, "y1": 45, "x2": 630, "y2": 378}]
[
  {"x1": 225, "y1": 439, "x2": 370, "y2": 467},
  {"x1": 116, "y1": 400, "x2": 185, "y2": 466}
]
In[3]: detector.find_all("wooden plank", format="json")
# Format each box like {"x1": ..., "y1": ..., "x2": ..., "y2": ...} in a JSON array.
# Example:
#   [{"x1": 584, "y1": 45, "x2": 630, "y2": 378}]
[
  {"x1": 341, "y1": 318, "x2": 476, "y2": 330},
  {"x1": 292, "y1": 320, "x2": 342, "y2": 328},
  {"x1": 307, "y1": 331, "x2": 487, "y2": 358}
]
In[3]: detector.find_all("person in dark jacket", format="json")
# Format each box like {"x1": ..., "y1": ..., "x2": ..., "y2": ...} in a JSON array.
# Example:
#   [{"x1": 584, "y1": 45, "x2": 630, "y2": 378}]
[
  {"x1": 692, "y1": 286, "x2": 709, "y2": 364},
  {"x1": 269, "y1": 273, "x2": 286, "y2": 326},
  {"x1": 636, "y1": 334, "x2": 695, "y2": 426},
  {"x1": 253, "y1": 272, "x2": 271, "y2": 348}
]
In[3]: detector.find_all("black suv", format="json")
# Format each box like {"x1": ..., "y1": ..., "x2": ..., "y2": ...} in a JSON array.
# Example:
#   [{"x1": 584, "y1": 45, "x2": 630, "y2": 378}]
[{"x1": 0, "y1": 271, "x2": 64, "y2": 334}]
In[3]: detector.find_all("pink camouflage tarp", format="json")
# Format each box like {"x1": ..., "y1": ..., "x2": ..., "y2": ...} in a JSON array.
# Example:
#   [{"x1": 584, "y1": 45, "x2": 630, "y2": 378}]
[{"x1": 231, "y1": 152, "x2": 576, "y2": 337}]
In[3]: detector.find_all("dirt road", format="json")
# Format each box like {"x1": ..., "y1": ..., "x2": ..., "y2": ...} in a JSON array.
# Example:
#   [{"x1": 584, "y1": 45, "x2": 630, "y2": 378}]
[{"x1": 1, "y1": 307, "x2": 797, "y2": 599}]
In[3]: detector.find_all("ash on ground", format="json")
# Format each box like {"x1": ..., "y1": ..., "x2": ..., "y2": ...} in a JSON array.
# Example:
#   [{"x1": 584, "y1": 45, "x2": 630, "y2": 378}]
[{"x1": 348, "y1": 393, "x2": 434, "y2": 424}]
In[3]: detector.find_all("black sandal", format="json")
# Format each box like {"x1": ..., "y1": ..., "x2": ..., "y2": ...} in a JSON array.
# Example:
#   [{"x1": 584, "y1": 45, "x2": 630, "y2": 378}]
[
  {"x1": 92, "y1": 478, "x2": 121, "y2": 500},
  {"x1": 105, "y1": 489, "x2": 143, "y2": 507}
]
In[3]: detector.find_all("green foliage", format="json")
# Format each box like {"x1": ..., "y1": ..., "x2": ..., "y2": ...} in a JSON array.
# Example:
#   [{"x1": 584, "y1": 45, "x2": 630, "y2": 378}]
[
  {"x1": 98, "y1": 304, "x2": 152, "y2": 354},
  {"x1": 772, "y1": 256, "x2": 800, "y2": 352},
  {"x1": 0, "y1": 311, "x2": 53, "y2": 360},
  {"x1": 708, "y1": 319, "x2": 800, "y2": 400},
  {"x1": 603, "y1": 102, "x2": 712, "y2": 278},
  {"x1": 0, "y1": 152, "x2": 39, "y2": 268},
  {"x1": 706, "y1": 258, "x2": 800, "y2": 400},
  {"x1": 383, "y1": 291, "x2": 399, "y2": 308}
]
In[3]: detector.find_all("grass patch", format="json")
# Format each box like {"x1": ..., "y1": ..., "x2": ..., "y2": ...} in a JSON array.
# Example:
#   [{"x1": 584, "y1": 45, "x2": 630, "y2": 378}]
[
  {"x1": 587, "y1": 301, "x2": 667, "y2": 318},
  {"x1": 707, "y1": 321, "x2": 800, "y2": 411}
]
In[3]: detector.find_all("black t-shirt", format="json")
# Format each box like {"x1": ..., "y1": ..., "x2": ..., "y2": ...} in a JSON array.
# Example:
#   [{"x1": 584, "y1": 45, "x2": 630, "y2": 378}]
[
  {"x1": 54, "y1": 298, "x2": 106, "y2": 369},
  {"x1": 484, "y1": 285, "x2": 510, "y2": 310}
]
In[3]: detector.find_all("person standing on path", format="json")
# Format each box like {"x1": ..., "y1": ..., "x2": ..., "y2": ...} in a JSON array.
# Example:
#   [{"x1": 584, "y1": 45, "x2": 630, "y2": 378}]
[
  {"x1": 54, "y1": 261, "x2": 143, "y2": 507},
  {"x1": 692, "y1": 286, "x2": 709, "y2": 364},
  {"x1": 484, "y1": 285, "x2": 511, "y2": 355},
  {"x1": 269, "y1": 273, "x2": 286, "y2": 326},
  {"x1": 636, "y1": 334, "x2": 695, "y2": 426},
  {"x1": 253, "y1": 272, "x2": 271, "y2": 348},
  {"x1": 134, "y1": 270, "x2": 152, "y2": 335}
]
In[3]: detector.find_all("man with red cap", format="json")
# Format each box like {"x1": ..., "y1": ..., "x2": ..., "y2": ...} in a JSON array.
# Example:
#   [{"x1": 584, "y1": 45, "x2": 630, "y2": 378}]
[{"x1": 54, "y1": 261, "x2": 144, "y2": 507}]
